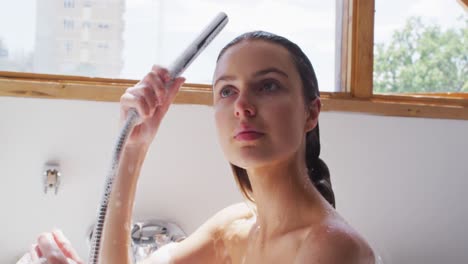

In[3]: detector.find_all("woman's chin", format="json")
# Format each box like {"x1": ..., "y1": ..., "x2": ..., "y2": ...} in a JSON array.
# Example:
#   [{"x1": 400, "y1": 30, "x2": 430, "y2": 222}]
[{"x1": 230, "y1": 150, "x2": 276, "y2": 169}]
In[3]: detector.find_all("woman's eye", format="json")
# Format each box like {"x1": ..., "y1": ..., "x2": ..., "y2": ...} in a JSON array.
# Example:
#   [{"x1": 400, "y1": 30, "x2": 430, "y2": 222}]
[
  {"x1": 220, "y1": 86, "x2": 235, "y2": 98},
  {"x1": 261, "y1": 81, "x2": 280, "y2": 92}
]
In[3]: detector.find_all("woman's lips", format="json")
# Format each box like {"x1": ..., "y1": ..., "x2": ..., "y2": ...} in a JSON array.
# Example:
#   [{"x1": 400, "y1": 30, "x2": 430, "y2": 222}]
[{"x1": 234, "y1": 131, "x2": 265, "y2": 141}]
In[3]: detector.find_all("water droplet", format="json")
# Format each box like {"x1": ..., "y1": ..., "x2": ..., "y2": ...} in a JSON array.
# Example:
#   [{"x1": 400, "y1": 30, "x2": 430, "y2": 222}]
[{"x1": 127, "y1": 164, "x2": 135, "y2": 174}]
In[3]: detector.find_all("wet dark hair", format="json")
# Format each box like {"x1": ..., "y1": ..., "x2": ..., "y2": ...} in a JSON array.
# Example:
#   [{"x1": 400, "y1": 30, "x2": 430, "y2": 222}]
[{"x1": 216, "y1": 31, "x2": 335, "y2": 208}]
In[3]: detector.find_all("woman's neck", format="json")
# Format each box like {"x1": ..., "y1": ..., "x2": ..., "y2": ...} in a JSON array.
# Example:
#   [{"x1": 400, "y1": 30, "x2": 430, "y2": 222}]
[{"x1": 246, "y1": 150, "x2": 331, "y2": 241}]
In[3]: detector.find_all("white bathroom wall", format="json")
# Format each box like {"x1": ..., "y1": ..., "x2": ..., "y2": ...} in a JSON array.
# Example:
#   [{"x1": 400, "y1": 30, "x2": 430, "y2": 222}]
[{"x1": 0, "y1": 96, "x2": 467, "y2": 263}]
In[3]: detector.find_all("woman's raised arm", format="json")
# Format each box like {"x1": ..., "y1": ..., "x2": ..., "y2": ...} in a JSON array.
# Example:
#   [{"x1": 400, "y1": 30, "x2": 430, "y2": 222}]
[{"x1": 98, "y1": 66, "x2": 185, "y2": 264}]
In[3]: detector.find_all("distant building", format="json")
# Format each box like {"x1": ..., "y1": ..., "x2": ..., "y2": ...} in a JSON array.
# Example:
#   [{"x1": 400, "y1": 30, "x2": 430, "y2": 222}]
[
  {"x1": 34, "y1": 0, "x2": 124, "y2": 77},
  {"x1": 0, "y1": 39, "x2": 8, "y2": 59},
  {"x1": 0, "y1": 48, "x2": 8, "y2": 58}
]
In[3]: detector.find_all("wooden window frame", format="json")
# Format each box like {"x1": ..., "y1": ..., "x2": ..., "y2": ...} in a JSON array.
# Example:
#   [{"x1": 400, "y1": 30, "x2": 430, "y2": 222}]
[
  {"x1": 458, "y1": 0, "x2": 468, "y2": 10},
  {"x1": 1, "y1": 0, "x2": 467, "y2": 120}
]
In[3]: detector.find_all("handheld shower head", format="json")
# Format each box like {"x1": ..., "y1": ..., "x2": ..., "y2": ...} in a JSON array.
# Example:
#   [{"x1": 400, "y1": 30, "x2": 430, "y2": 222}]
[{"x1": 168, "y1": 12, "x2": 228, "y2": 78}]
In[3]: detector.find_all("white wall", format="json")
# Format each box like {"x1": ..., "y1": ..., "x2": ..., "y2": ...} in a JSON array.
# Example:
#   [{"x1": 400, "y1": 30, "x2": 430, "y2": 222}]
[{"x1": 0, "y1": 96, "x2": 467, "y2": 263}]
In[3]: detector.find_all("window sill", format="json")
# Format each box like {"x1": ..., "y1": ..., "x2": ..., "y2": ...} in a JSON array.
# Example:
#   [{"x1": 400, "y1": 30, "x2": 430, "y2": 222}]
[{"x1": 1, "y1": 71, "x2": 467, "y2": 120}]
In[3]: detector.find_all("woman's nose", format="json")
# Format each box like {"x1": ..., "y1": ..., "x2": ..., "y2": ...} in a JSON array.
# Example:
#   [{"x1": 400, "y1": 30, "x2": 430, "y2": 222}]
[{"x1": 234, "y1": 93, "x2": 256, "y2": 118}]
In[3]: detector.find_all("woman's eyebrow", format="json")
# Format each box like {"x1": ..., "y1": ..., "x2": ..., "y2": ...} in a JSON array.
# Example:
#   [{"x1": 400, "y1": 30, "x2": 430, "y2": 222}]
[
  {"x1": 214, "y1": 67, "x2": 289, "y2": 87},
  {"x1": 213, "y1": 75, "x2": 236, "y2": 87},
  {"x1": 253, "y1": 67, "x2": 289, "y2": 79}
]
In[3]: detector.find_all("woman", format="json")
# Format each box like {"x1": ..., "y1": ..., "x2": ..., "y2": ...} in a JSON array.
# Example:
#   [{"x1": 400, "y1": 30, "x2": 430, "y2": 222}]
[{"x1": 21, "y1": 31, "x2": 375, "y2": 264}]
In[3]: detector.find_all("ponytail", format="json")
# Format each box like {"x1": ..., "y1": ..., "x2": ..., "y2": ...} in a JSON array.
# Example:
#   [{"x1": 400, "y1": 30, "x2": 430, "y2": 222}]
[{"x1": 306, "y1": 124, "x2": 335, "y2": 208}]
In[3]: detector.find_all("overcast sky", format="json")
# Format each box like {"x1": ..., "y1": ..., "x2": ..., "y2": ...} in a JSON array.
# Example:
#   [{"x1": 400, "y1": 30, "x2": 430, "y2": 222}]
[{"x1": 0, "y1": 0, "x2": 466, "y2": 91}]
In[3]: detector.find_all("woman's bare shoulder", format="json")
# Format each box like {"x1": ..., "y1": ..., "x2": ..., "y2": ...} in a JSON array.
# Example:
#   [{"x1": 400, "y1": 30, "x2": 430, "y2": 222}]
[
  {"x1": 208, "y1": 202, "x2": 255, "y2": 236},
  {"x1": 148, "y1": 203, "x2": 254, "y2": 264},
  {"x1": 295, "y1": 218, "x2": 375, "y2": 264},
  {"x1": 214, "y1": 202, "x2": 254, "y2": 222}
]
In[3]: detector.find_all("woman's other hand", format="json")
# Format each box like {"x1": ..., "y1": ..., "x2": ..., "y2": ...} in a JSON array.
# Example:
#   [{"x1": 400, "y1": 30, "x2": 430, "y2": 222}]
[{"x1": 17, "y1": 230, "x2": 84, "y2": 264}]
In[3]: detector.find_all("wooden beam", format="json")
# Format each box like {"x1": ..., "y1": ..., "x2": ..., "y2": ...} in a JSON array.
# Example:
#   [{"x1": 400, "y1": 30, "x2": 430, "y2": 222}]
[
  {"x1": 457, "y1": 0, "x2": 468, "y2": 10},
  {"x1": 349, "y1": 0, "x2": 375, "y2": 98},
  {"x1": 2, "y1": 73, "x2": 467, "y2": 120},
  {"x1": 321, "y1": 96, "x2": 468, "y2": 120},
  {"x1": 0, "y1": 72, "x2": 213, "y2": 105},
  {"x1": 321, "y1": 91, "x2": 468, "y2": 120}
]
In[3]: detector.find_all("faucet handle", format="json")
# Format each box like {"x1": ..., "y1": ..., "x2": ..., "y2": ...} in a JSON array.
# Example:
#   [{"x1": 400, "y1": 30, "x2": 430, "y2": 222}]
[{"x1": 43, "y1": 163, "x2": 61, "y2": 195}]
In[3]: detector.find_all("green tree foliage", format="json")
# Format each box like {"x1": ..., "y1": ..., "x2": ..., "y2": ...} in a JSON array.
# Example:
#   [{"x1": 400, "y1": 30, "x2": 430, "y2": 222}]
[{"x1": 374, "y1": 17, "x2": 467, "y2": 93}]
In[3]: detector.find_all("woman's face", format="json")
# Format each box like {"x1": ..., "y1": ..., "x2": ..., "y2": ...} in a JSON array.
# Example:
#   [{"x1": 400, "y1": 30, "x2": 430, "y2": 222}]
[{"x1": 213, "y1": 40, "x2": 319, "y2": 169}]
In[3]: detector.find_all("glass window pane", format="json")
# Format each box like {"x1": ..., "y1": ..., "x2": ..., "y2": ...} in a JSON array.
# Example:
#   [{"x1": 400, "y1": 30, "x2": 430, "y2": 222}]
[
  {"x1": 374, "y1": 0, "x2": 467, "y2": 94},
  {"x1": 0, "y1": 0, "x2": 336, "y2": 91}
]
